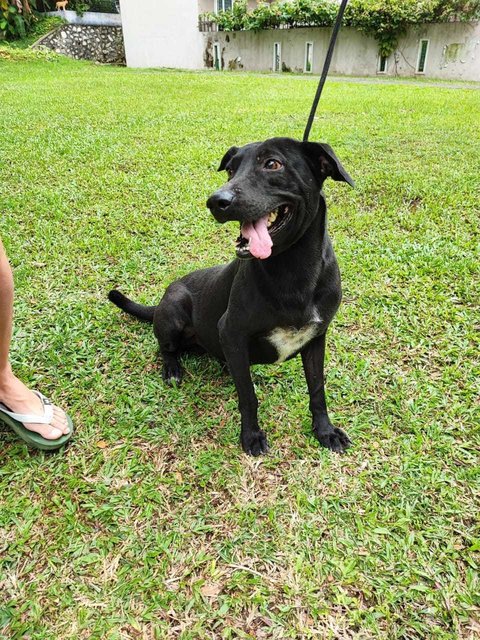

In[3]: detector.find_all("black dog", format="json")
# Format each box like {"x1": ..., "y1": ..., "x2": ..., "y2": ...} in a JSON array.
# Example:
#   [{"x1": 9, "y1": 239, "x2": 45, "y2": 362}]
[{"x1": 109, "y1": 137, "x2": 354, "y2": 456}]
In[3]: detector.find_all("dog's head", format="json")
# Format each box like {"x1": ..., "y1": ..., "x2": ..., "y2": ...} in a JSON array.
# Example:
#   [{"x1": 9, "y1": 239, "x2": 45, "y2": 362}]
[{"x1": 206, "y1": 137, "x2": 353, "y2": 260}]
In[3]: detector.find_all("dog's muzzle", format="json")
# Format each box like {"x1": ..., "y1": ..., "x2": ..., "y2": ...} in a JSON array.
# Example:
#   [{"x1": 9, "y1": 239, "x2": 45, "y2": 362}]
[{"x1": 206, "y1": 189, "x2": 239, "y2": 223}]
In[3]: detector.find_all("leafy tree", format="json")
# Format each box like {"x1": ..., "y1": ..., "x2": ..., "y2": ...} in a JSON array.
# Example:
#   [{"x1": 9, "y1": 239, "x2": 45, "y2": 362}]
[{"x1": 1, "y1": 0, "x2": 38, "y2": 39}]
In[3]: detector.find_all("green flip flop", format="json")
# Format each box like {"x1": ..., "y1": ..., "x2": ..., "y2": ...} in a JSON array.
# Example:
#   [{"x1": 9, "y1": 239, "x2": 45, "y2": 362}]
[{"x1": 0, "y1": 390, "x2": 73, "y2": 451}]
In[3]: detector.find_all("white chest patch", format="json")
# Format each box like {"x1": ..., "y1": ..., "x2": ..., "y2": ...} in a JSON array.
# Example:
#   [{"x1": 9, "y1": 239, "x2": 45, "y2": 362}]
[{"x1": 268, "y1": 322, "x2": 321, "y2": 363}]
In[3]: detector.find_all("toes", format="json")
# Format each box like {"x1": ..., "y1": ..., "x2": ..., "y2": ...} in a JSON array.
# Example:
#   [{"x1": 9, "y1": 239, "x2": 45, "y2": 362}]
[
  {"x1": 315, "y1": 427, "x2": 351, "y2": 453},
  {"x1": 43, "y1": 426, "x2": 64, "y2": 440},
  {"x1": 52, "y1": 406, "x2": 70, "y2": 434},
  {"x1": 242, "y1": 431, "x2": 269, "y2": 457},
  {"x1": 162, "y1": 363, "x2": 183, "y2": 386},
  {"x1": 337, "y1": 429, "x2": 351, "y2": 447},
  {"x1": 23, "y1": 405, "x2": 70, "y2": 439},
  {"x1": 28, "y1": 422, "x2": 64, "y2": 439}
]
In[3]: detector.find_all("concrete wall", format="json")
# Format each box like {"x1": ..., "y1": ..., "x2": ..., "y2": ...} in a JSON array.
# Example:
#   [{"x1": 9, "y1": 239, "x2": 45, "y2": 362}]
[
  {"x1": 393, "y1": 22, "x2": 480, "y2": 80},
  {"x1": 204, "y1": 22, "x2": 480, "y2": 80},
  {"x1": 119, "y1": 0, "x2": 204, "y2": 69},
  {"x1": 204, "y1": 26, "x2": 380, "y2": 75},
  {"x1": 44, "y1": 10, "x2": 121, "y2": 27}
]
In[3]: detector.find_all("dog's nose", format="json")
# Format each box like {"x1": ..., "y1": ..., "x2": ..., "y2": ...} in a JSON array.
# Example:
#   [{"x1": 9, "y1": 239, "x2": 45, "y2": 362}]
[{"x1": 207, "y1": 189, "x2": 235, "y2": 213}]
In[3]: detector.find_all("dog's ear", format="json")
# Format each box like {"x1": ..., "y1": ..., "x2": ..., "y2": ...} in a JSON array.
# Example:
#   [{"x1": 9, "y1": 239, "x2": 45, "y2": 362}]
[
  {"x1": 217, "y1": 146, "x2": 239, "y2": 172},
  {"x1": 301, "y1": 142, "x2": 354, "y2": 187}
]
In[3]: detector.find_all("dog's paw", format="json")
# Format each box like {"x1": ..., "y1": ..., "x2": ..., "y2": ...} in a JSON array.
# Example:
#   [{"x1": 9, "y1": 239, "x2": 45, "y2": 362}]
[
  {"x1": 162, "y1": 361, "x2": 183, "y2": 386},
  {"x1": 242, "y1": 430, "x2": 269, "y2": 457},
  {"x1": 315, "y1": 426, "x2": 351, "y2": 453}
]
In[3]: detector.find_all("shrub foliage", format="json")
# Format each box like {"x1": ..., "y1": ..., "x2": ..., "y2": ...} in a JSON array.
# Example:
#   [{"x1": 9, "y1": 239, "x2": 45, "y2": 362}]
[
  {"x1": 203, "y1": 0, "x2": 480, "y2": 56},
  {"x1": 1, "y1": 0, "x2": 38, "y2": 39}
]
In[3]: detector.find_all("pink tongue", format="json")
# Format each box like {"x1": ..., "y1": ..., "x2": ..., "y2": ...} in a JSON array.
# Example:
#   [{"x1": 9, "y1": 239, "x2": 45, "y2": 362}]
[{"x1": 241, "y1": 215, "x2": 273, "y2": 259}]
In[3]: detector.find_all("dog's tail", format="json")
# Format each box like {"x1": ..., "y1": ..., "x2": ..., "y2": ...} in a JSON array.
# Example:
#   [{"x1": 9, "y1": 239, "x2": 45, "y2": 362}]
[{"x1": 108, "y1": 289, "x2": 156, "y2": 323}]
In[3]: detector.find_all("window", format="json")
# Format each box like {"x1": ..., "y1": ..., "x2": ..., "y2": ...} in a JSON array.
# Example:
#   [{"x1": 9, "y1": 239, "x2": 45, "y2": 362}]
[
  {"x1": 416, "y1": 40, "x2": 429, "y2": 73},
  {"x1": 273, "y1": 42, "x2": 281, "y2": 73},
  {"x1": 304, "y1": 42, "x2": 313, "y2": 73},
  {"x1": 378, "y1": 55, "x2": 387, "y2": 73},
  {"x1": 216, "y1": 0, "x2": 232, "y2": 12},
  {"x1": 213, "y1": 43, "x2": 221, "y2": 70}
]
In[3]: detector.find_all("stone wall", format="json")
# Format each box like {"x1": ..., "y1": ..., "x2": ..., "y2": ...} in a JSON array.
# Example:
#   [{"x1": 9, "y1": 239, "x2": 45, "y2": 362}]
[{"x1": 33, "y1": 24, "x2": 125, "y2": 64}]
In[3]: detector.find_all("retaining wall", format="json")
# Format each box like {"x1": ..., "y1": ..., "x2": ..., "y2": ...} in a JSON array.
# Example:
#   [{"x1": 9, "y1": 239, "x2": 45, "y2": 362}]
[{"x1": 33, "y1": 23, "x2": 125, "y2": 64}]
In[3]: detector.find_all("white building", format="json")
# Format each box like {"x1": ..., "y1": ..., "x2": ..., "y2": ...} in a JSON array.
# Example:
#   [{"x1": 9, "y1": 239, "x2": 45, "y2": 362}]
[{"x1": 119, "y1": 0, "x2": 480, "y2": 81}]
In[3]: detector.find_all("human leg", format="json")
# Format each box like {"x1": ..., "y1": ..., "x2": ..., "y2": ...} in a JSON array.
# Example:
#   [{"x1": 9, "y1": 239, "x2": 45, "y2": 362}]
[{"x1": 0, "y1": 239, "x2": 70, "y2": 440}]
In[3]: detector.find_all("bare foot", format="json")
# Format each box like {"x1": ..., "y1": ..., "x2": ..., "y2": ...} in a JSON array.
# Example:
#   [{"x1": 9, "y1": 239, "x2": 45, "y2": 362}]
[{"x1": 0, "y1": 372, "x2": 69, "y2": 440}]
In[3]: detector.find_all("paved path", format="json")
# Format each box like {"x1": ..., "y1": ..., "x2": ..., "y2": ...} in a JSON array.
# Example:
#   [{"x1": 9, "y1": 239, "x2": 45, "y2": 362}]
[
  {"x1": 291, "y1": 74, "x2": 480, "y2": 90},
  {"x1": 327, "y1": 75, "x2": 480, "y2": 90}
]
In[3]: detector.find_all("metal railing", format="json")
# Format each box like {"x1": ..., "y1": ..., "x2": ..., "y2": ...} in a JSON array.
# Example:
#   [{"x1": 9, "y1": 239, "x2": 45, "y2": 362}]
[{"x1": 198, "y1": 17, "x2": 219, "y2": 32}]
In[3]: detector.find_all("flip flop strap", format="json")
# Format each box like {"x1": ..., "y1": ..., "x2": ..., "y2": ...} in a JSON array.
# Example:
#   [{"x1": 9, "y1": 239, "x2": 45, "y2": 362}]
[{"x1": 0, "y1": 391, "x2": 54, "y2": 425}]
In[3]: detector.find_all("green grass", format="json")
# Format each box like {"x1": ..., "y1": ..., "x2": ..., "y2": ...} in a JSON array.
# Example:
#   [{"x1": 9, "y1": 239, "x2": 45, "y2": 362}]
[{"x1": 0, "y1": 55, "x2": 479, "y2": 639}]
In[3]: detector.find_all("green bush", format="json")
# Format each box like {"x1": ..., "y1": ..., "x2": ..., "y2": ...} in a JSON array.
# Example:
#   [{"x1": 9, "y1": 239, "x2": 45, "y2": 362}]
[
  {"x1": 202, "y1": 0, "x2": 480, "y2": 57},
  {"x1": 29, "y1": 14, "x2": 63, "y2": 37},
  {"x1": 211, "y1": 0, "x2": 249, "y2": 31},
  {"x1": 0, "y1": 0, "x2": 38, "y2": 40},
  {"x1": 277, "y1": 0, "x2": 339, "y2": 27},
  {"x1": 344, "y1": 0, "x2": 420, "y2": 57},
  {"x1": 210, "y1": 0, "x2": 339, "y2": 31}
]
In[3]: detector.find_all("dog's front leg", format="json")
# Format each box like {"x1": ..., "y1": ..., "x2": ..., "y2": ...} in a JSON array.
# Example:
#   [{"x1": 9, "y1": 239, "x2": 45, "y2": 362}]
[
  {"x1": 218, "y1": 316, "x2": 268, "y2": 456},
  {"x1": 301, "y1": 333, "x2": 351, "y2": 453}
]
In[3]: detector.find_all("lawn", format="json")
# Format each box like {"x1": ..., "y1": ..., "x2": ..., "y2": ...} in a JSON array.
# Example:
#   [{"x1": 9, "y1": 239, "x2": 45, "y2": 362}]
[{"x1": 0, "y1": 52, "x2": 479, "y2": 640}]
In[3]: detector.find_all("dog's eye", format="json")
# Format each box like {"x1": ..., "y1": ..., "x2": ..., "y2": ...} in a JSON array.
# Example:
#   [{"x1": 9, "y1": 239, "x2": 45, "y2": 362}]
[{"x1": 264, "y1": 159, "x2": 283, "y2": 171}]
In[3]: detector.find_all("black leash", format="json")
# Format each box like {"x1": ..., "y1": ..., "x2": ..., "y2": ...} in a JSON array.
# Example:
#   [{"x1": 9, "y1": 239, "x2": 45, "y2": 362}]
[{"x1": 303, "y1": 0, "x2": 349, "y2": 142}]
